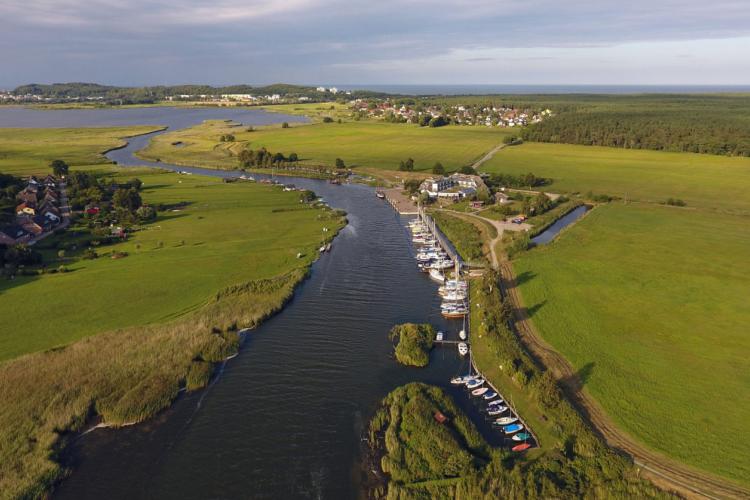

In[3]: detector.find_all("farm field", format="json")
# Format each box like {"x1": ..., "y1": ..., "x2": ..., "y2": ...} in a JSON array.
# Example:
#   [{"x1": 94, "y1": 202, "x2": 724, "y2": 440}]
[
  {"x1": 0, "y1": 169, "x2": 337, "y2": 361},
  {"x1": 0, "y1": 126, "x2": 163, "y2": 176},
  {"x1": 481, "y1": 142, "x2": 750, "y2": 214},
  {"x1": 513, "y1": 203, "x2": 750, "y2": 484},
  {"x1": 138, "y1": 120, "x2": 510, "y2": 172}
]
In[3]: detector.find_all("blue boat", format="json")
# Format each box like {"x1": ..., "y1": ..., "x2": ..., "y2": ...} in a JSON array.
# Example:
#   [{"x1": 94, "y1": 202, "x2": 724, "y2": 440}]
[
  {"x1": 503, "y1": 424, "x2": 524, "y2": 434},
  {"x1": 482, "y1": 391, "x2": 498, "y2": 400}
]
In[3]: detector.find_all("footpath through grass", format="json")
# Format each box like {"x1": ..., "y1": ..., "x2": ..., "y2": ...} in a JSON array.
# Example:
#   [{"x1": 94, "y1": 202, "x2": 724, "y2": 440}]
[
  {"x1": 0, "y1": 126, "x2": 164, "y2": 176},
  {"x1": 139, "y1": 120, "x2": 510, "y2": 172},
  {"x1": 513, "y1": 203, "x2": 750, "y2": 485},
  {"x1": 481, "y1": 142, "x2": 750, "y2": 214}
]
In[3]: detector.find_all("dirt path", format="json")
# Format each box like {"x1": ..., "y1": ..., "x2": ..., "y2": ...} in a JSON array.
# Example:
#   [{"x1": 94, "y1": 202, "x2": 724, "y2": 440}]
[
  {"x1": 470, "y1": 142, "x2": 506, "y2": 170},
  {"x1": 498, "y1": 261, "x2": 749, "y2": 499}
]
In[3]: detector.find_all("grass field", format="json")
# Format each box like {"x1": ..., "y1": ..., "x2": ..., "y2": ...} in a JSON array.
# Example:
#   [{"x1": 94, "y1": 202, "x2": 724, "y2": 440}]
[
  {"x1": 481, "y1": 142, "x2": 750, "y2": 214},
  {"x1": 138, "y1": 120, "x2": 510, "y2": 172},
  {"x1": 0, "y1": 126, "x2": 164, "y2": 176},
  {"x1": 513, "y1": 203, "x2": 750, "y2": 484},
  {"x1": 0, "y1": 169, "x2": 338, "y2": 361}
]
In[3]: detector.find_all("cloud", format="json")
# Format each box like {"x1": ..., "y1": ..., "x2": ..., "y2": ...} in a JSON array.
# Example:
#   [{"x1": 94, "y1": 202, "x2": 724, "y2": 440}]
[{"x1": 1, "y1": 0, "x2": 749, "y2": 85}]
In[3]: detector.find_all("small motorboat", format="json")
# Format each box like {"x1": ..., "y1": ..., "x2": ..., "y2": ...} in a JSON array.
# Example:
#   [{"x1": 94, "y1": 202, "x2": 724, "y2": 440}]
[
  {"x1": 457, "y1": 342, "x2": 469, "y2": 356},
  {"x1": 495, "y1": 417, "x2": 518, "y2": 426},
  {"x1": 512, "y1": 443, "x2": 531, "y2": 452},
  {"x1": 375, "y1": 190, "x2": 385, "y2": 199},
  {"x1": 458, "y1": 329, "x2": 467, "y2": 340},
  {"x1": 465, "y1": 377, "x2": 484, "y2": 389},
  {"x1": 487, "y1": 399, "x2": 505, "y2": 406},
  {"x1": 451, "y1": 375, "x2": 472, "y2": 385},
  {"x1": 482, "y1": 391, "x2": 497, "y2": 400},
  {"x1": 436, "y1": 331, "x2": 444, "y2": 342},
  {"x1": 429, "y1": 269, "x2": 445, "y2": 283},
  {"x1": 512, "y1": 433, "x2": 531, "y2": 442},
  {"x1": 471, "y1": 387, "x2": 489, "y2": 397},
  {"x1": 325, "y1": 243, "x2": 331, "y2": 252},
  {"x1": 319, "y1": 245, "x2": 326, "y2": 252},
  {"x1": 487, "y1": 406, "x2": 508, "y2": 416}
]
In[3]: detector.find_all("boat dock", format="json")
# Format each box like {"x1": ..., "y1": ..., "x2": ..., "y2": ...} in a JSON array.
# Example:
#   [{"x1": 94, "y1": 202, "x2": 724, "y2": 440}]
[{"x1": 382, "y1": 188, "x2": 419, "y2": 215}]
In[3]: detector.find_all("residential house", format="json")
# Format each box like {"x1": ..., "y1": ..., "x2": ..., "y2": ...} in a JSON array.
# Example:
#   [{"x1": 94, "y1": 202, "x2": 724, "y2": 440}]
[
  {"x1": 43, "y1": 175, "x2": 58, "y2": 188},
  {"x1": 495, "y1": 192, "x2": 510, "y2": 204},
  {"x1": 0, "y1": 224, "x2": 31, "y2": 245},
  {"x1": 16, "y1": 188, "x2": 38, "y2": 204},
  {"x1": 20, "y1": 218, "x2": 44, "y2": 236},
  {"x1": 16, "y1": 201, "x2": 36, "y2": 216}
]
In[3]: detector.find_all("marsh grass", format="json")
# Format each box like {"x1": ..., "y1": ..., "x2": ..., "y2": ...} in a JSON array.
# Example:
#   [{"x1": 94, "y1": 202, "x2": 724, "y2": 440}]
[{"x1": 0, "y1": 268, "x2": 307, "y2": 498}]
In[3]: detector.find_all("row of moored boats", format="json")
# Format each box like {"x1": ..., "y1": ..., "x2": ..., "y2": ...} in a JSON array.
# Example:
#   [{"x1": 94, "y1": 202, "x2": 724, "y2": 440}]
[
  {"x1": 408, "y1": 219, "x2": 469, "y2": 319},
  {"x1": 450, "y1": 374, "x2": 532, "y2": 451}
]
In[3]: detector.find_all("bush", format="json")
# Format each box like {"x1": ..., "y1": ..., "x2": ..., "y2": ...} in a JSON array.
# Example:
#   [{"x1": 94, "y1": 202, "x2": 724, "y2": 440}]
[
  {"x1": 322, "y1": 116, "x2": 334, "y2": 123},
  {"x1": 389, "y1": 323, "x2": 435, "y2": 367}
]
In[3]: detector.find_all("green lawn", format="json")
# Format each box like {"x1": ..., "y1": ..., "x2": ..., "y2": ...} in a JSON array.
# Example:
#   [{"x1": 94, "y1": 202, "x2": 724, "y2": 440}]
[
  {"x1": 481, "y1": 142, "x2": 750, "y2": 214},
  {"x1": 0, "y1": 126, "x2": 164, "y2": 176},
  {"x1": 0, "y1": 170, "x2": 335, "y2": 361},
  {"x1": 513, "y1": 203, "x2": 750, "y2": 484},
  {"x1": 138, "y1": 120, "x2": 510, "y2": 172}
]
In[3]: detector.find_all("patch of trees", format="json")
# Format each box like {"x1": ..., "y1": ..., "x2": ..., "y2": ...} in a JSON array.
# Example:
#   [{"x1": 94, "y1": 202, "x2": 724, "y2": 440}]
[
  {"x1": 237, "y1": 148, "x2": 299, "y2": 169},
  {"x1": 67, "y1": 172, "x2": 152, "y2": 225},
  {"x1": 486, "y1": 172, "x2": 549, "y2": 189},
  {"x1": 432, "y1": 162, "x2": 445, "y2": 174},
  {"x1": 49, "y1": 159, "x2": 69, "y2": 177},
  {"x1": 0, "y1": 173, "x2": 24, "y2": 224},
  {"x1": 398, "y1": 158, "x2": 415, "y2": 171},
  {"x1": 218, "y1": 134, "x2": 235, "y2": 142}
]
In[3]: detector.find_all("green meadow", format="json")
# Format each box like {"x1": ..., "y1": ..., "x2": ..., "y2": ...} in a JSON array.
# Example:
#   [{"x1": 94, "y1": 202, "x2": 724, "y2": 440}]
[
  {"x1": 139, "y1": 120, "x2": 510, "y2": 172},
  {"x1": 0, "y1": 126, "x2": 163, "y2": 176},
  {"x1": 513, "y1": 203, "x2": 750, "y2": 484},
  {"x1": 481, "y1": 142, "x2": 750, "y2": 214},
  {"x1": 0, "y1": 169, "x2": 336, "y2": 361}
]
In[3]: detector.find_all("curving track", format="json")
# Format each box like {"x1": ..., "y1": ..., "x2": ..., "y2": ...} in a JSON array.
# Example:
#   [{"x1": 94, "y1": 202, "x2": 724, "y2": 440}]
[{"x1": 498, "y1": 261, "x2": 750, "y2": 500}]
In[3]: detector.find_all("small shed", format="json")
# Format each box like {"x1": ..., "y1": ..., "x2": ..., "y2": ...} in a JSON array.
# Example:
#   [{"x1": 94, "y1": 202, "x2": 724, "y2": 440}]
[
  {"x1": 495, "y1": 192, "x2": 510, "y2": 204},
  {"x1": 470, "y1": 201, "x2": 485, "y2": 209},
  {"x1": 433, "y1": 411, "x2": 449, "y2": 424}
]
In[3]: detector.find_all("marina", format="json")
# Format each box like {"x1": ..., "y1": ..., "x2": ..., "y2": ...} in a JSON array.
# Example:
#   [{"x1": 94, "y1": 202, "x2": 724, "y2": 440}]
[{"x1": 403, "y1": 202, "x2": 538, "y2": 451}]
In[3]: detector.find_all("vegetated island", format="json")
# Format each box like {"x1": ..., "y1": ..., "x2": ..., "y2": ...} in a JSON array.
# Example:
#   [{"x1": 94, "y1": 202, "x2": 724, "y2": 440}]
[
  {"x1": 388, "y1": 323, "x2": 435, "y2": 367},
  {"x1": 365, "y1": 382, "x2": 669, "y2": 499}
]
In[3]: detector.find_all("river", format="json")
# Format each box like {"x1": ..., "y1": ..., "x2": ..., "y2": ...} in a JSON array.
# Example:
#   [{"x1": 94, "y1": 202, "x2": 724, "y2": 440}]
[{"x1": 0, "y1": 107, "x2": 498, "y2": 498}]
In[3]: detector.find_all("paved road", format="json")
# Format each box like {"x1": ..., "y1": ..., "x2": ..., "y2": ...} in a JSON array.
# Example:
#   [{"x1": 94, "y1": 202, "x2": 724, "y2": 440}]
[{"x1": 498, "y1": 261, "x2": 749, "y2": 499}]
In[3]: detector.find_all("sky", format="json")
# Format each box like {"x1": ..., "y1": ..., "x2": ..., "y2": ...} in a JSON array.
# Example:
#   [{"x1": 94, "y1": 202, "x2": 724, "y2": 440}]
[{"x1": 1, "y1": 0, "x2": 749, "y2": 87}]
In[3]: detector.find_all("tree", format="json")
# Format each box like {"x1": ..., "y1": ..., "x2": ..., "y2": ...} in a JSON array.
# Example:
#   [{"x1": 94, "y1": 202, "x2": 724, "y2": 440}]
[
  {"x1": 432, "y1": 162, "x2": 445, "y2": 175},
  {"x1": 322, "y1": 116, "x2": 334, "y2": 123},
  {"x1": 288, "y1": 152, "x2": 298, "y2": 162},
  {"x1": 49, "y1": 159, "x2": 69, "y2": 177},
  {"x1": 459, "y1": 166, "x2": 476, "y2": 175},
  {"x1": 335, "y1": 158, "x2": 345, "y2": 168},
  {"x1": 112, "y1": 188, "x2": 142, "y2": 212},
  {"x1": 281, "y1": 122, "x2": 290, "y2": 128},
  {"x1": 136, "y1": 205, "x2": 157, "y2": 221}
]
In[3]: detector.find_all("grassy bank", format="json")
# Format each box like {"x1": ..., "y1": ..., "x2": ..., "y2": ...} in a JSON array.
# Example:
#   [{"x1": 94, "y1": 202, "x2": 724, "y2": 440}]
[
  {"x1": 0, "y1": 126, "x2": 164, "y2": 176},
  {"x1": 388, "y1": 323, "x2": 435, "y2": 367},
  {"x1": 430, "y1": 210, "x2": 489, "y2": 265},
  {"x1": 513, "y1": 203, "x2": 750, "y2": 484},
  {"x1": 480, "y1": 141, "x2": 750, "y2": 214},
  {"x1": 137, "y1": 120, "x2": 510, "y2": 172},
  {"x1": 0, "y1": 170, "x2": 342, "y2": 361}
]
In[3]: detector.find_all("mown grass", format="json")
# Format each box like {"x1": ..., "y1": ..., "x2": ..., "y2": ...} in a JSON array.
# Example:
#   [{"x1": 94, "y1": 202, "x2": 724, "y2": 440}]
[
  {"x1": 480, "y1": 142, "x2": 750, "y2": 214},
  {"x1": 0, "y1": 169, "x2": 341, "y2": 361},
  {"x1": 0, "y1": 126, "x2": 164, "y2": 176},
  {"x1": 138, "y1": 120, "x2": 510, "y2": 172},
  {"x1": 513, "y1": 203, "x2": 750, "y2": 485}
]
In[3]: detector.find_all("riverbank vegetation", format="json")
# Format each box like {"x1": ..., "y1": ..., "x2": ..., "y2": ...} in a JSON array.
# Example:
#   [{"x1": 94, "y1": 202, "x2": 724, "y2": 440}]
[
  {"x1": 511, "y1": 203, "x2": 750, "y2": 485},
  {"x1": 388, "y1": 323, "x2": 435, "y2": 367},
  {"x1": 0, "y1": 126, "x2": 165, "y2": 176},
  {"x1": 0, "y1": 169, "x2": 345, "y2": 497},
  {"x1": 368, "y1": 378, "x2": 667, "y2": 498},
  {"x1": 137, "y1": 120, "x2": 510, "y2": 173}
]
